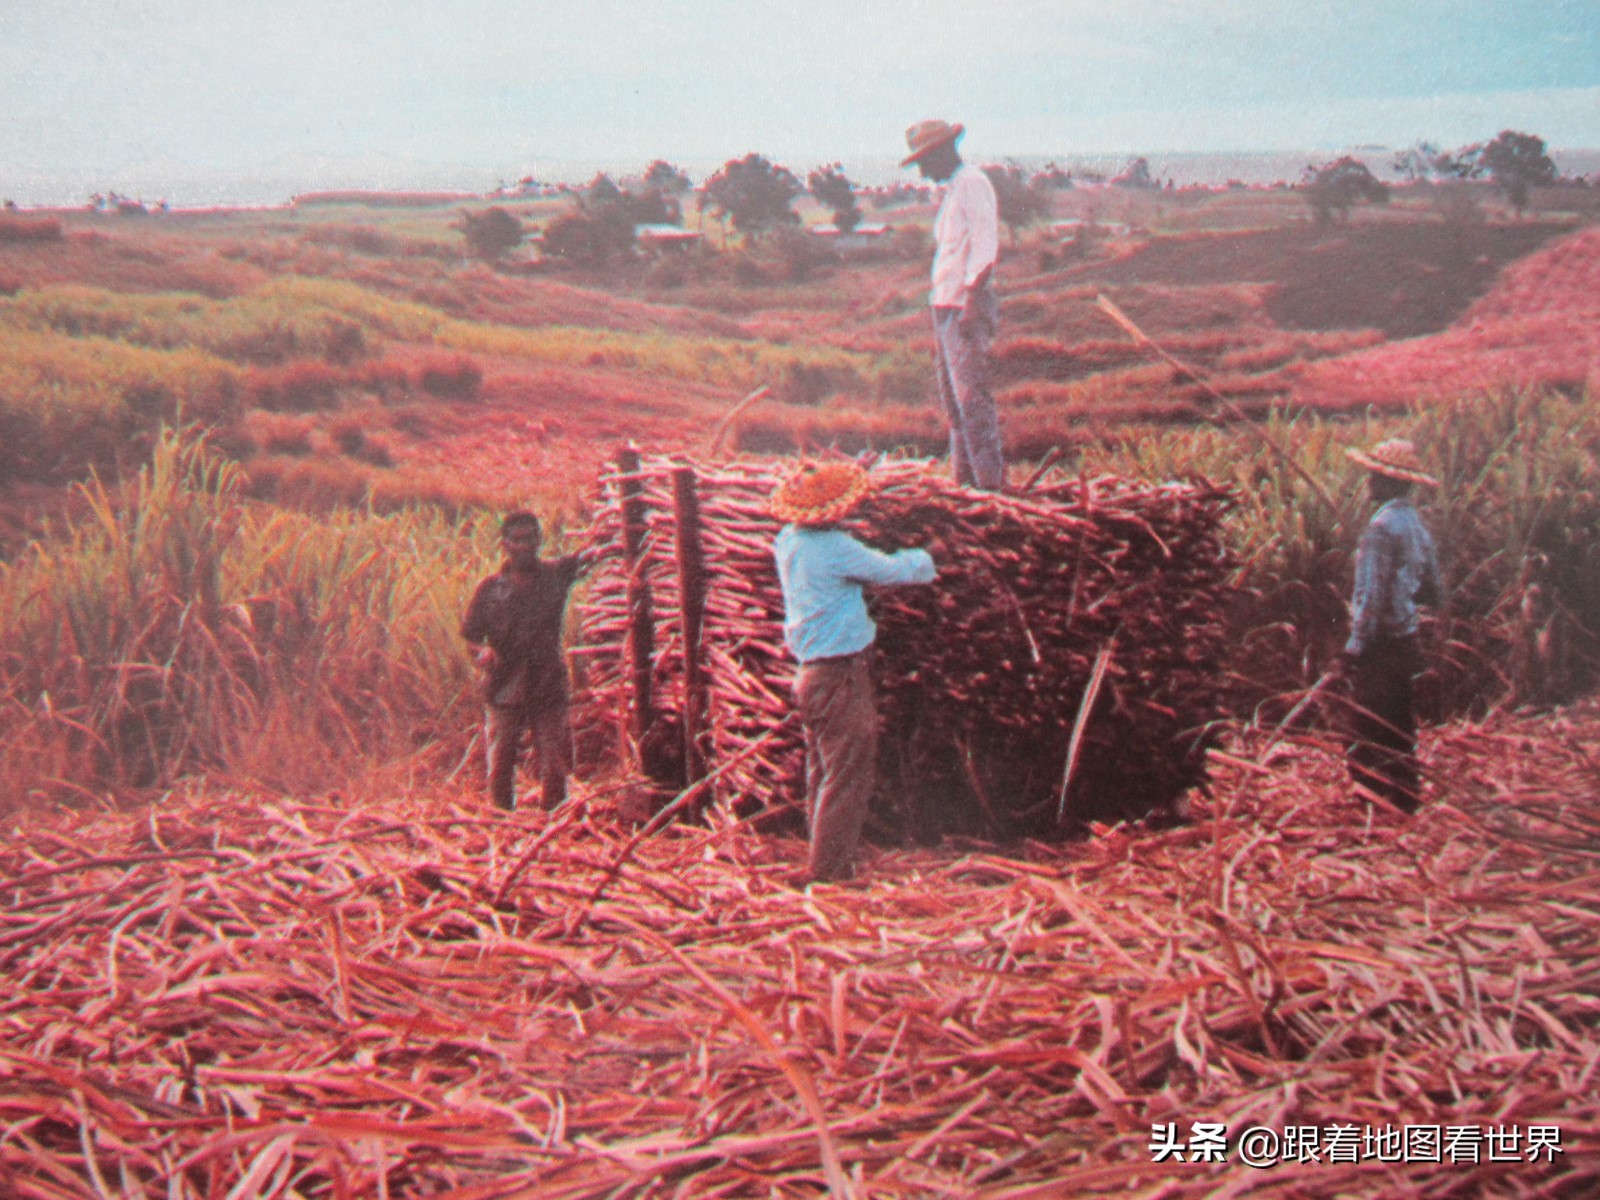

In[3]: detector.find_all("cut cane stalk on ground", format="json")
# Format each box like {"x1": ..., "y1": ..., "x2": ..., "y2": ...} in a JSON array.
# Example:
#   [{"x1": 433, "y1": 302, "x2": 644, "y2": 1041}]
[{"x1": 4, "y1": 700, "x2": 1599, "y2": 1195}]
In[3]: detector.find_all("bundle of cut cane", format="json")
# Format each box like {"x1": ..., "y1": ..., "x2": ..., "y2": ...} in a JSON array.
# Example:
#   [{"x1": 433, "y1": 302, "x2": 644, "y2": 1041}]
[{"x1": 575, "y1": 454, "x2": 1241, "y2": 839}]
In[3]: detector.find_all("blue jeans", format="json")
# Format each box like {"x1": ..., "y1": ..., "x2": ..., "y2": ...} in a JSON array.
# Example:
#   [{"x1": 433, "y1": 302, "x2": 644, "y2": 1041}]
[{"x1": 931, "y1": 284, "x2": 1004, "y2": 489}]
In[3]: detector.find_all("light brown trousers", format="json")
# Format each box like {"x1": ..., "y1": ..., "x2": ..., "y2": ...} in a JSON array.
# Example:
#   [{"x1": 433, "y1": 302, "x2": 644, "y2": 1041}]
[{"x1": 795, "y1": 650, "x2": 878, "y2": 881}]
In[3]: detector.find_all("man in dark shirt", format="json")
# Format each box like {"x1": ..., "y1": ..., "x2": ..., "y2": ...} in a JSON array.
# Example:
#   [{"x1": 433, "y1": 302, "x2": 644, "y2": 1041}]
[{"x1": 461, "y1": 511, "x2": 582, "y2": 810}]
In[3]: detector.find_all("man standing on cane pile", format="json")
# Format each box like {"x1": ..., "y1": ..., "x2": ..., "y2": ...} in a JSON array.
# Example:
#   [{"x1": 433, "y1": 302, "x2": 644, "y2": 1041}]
[
  {"x1": 1342, "y1": 439, "x2": 1444, "y2": 813},
  {"x1": 902, "y1": 119, "x2": 1005, "y2": 490},
  {"x1": 461, "y1": 512, "x2": 582, "y2": 811},
  {"x1": 772, "y1": 463, "x2": 936, "y2": 883}
]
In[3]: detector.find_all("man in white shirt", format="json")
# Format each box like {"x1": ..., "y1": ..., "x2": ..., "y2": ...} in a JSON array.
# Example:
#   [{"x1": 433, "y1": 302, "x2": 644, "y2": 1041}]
[{"x1": 902, "y1": 118, "x2": 1004, "y2": 490}]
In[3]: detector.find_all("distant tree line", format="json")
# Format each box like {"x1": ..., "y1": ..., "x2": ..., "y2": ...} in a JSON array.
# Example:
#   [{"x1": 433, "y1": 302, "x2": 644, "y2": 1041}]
[
  {"x1": 454, "y1": 130, "x2": 1570, "y2": 265},
  {"x1": 541, "y1": 172, "x2": 683, "y2": 264},
  {"x1": 1398, "y1": 130, "x2": 1560, "y2": 215},
  {"x1": 1304, "y1": 129, "x2": 1561, "y2": 225},
  {"x1": 454, "y1": 148, "x2": 1183, "y2": 264}
]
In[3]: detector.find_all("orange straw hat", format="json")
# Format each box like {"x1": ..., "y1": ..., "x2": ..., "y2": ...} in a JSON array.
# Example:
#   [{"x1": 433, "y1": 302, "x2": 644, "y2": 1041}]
[
  {"x1": 1345, "y1": 438, "x2": 1439, "y2": 487},
  {"x1": 771, "y1": 461, "x2": 871, "y2": 525},
  {"x1": 901, "y1": 119, "x2": 964, "y2": 167}
]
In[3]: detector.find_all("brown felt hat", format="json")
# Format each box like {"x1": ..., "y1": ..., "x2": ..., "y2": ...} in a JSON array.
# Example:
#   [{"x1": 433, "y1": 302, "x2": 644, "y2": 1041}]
[
  {"x1": 901, "y1": 119, "x2": 964, "y2": 167},
  {"x1": 771, "y1": 461, "x2": 871, "y2": 525},
  {"x1": 1346, "y1": 438, "x2": 1439, "y2": 487}
]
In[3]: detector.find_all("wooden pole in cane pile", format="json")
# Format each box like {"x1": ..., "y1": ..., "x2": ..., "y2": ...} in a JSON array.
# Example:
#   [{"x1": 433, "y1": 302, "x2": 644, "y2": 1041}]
[
  {"x1": 617, "y1": 447, "x2": 656, "y2": 755},
  {"x1": 672, "y1": 466, "x2": 710, "y2": 784}
]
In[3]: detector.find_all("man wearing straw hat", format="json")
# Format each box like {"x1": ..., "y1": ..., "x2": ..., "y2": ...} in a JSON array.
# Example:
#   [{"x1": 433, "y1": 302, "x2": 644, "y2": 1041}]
[
  {"x1": 772, "y1": 462, "x2": 936, "y2": 882},
  {"x1": 1343, "y1": 438, "x2": 1445, "y2": 813},
  {"x1": 902, "y1": 118, "x2": 1005, "y2": 490}
]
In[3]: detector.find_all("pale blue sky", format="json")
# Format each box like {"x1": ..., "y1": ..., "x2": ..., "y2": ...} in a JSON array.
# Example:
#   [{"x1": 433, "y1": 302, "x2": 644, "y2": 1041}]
[{"x1": 1, "y1": 0, "x2": 1595, "y2": 202}]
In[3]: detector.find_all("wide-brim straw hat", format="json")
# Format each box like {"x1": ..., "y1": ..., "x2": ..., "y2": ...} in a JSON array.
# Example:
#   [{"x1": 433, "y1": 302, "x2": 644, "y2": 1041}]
[
  {"x1": 771, "y1": 461, "x2": 871, "y2": 525},
  {"x1": 1346, "y1": 437, "x2": 1439, "y2": 487},
  {"x1": 901, "y1": 119, "x2": 964, "y2": 167}
]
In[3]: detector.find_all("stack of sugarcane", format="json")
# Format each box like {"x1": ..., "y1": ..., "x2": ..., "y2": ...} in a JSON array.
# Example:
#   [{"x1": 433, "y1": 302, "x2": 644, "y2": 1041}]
[{"x1": 574, "y1": 451, "x2": 1241, "y2": 839}]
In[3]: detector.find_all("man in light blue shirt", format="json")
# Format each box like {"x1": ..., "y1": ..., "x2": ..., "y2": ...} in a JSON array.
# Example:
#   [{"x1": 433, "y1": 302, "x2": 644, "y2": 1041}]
[
  {"x1": 1342, "y1": 438, "x2": 1444, "y2": 813},
  {"x1": 771, "y1": 462, "x2": 936, "y2": 882}
]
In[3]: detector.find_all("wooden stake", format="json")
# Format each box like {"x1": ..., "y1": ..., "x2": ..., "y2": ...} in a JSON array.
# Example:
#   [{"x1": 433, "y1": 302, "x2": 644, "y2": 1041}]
[
  {"x1": 617, "y1": 448, "x2": 656, "y2": 757},
  {"x1": 673, "y1": 466, "x2": 709, "y2": 783},
  {"x1": 1057, "y1": 637, "x2": 1117, "y2": 827}
]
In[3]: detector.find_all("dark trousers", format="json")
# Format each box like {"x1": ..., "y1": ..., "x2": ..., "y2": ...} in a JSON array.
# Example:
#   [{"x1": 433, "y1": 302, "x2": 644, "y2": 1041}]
[
  {"x1": 485, "y1": 702, "x2": 572, "y2": 811},
  {"x1": 795, "y1": 651, "x2": 878, "y2": 882},
  {"x1": 1346, "y1": 636, "x2": 1423, "y2": 812},
  {"x1": 931, "y1": 286, "x2": 1004, "y2": 490}
]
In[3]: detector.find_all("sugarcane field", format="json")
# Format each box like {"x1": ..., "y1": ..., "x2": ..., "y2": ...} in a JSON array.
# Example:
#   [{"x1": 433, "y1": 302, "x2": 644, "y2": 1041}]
[{"x1": 5, "y1": 62, "x2": 1600, "y2": 1199}]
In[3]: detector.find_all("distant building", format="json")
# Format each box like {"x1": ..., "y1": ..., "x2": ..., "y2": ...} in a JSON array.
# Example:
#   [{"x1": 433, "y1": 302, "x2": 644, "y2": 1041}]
[
  {"x1": 492, "y1": 176, "x2": 554, "y2": 199},
  {"x1": 635, "y1": 224, "x2": 702, "y2": 252},
  {"x1": 1047, "y1": 218, "x2": 1130, "y2": 243},
  {"x1": 808, "y1": 222, "x2": 891, "y2": 250}
]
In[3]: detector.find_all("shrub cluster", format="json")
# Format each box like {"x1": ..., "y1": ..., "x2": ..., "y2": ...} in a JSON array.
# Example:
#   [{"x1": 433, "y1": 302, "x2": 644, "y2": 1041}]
[
  {"x1": 540, "y1": 175, "x2": 682, "y2": 266},
  {"x1": 0, "y1": 216, "x2": 64, "y2": 243},
  {"x1": 452, "y1": 207, "x2": 525, "y2": 262},
  {"x1": 416, "y1": 353, "x2": 483, "y2": 400},
  {"x1": 246, "y1": 360, "x2": 347, "y2": 411}
]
